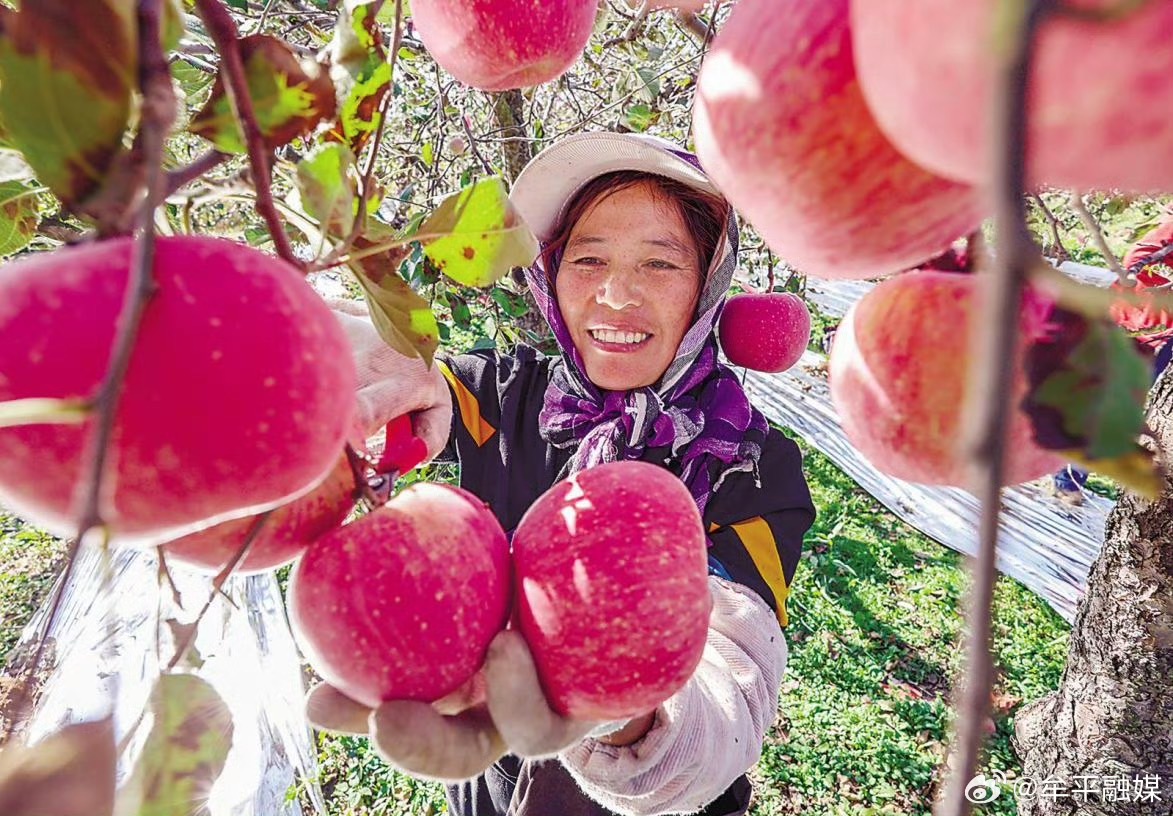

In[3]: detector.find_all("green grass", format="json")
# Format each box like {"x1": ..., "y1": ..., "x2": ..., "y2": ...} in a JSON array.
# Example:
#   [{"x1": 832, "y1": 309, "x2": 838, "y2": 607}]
[
  {"x1": 1, "y1": 438, "x2": 1073, "y2": 816},
  {"x1": 0, "y1": 513, "x2": 65, "y2": 661}
]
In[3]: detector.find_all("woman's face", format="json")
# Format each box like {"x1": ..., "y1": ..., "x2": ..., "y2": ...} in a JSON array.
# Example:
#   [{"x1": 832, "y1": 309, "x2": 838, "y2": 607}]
[{"x1": 555, "y1": 181, "x2": 704, "y2": 391}]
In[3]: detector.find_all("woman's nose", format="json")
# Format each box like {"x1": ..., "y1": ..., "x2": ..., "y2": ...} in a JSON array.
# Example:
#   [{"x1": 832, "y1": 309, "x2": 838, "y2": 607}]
[{"x1": 595, "y1": 267, "x2": 641, "y2": 310}]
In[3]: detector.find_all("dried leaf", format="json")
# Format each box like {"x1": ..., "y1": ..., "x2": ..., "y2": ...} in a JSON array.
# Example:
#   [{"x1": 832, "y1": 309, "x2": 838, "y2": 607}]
[
  {"x1": 347, "y1": 224, "x2": 440, "y2": 364},
  {"x1": 417, "y1": 178, "x2": 539, "y2": 288},
  {"x1": 0, "y1": 0, "x2": 136, "y2": 206},
  {"x1": 0, "y1": 180, "x2": 40, "y2": 257},
  {"x1": 297, "y1": 142, "x2": 357, "y2": 237},
  {"x1": 117, "y1": 674, "x2": 233, "y2": 816},
  {"x1": 0, "y1": 718, "x2": 116, "y2": 816},
  {"x1": 190, "y1": 35, "x2": 336, "y2": 154},
  {"x1": 1024, "y1": 305, "x2": 1163, "y2": 497},
  {"x1": 324, "y1": 0, "x2": 392, "y2": 154}
]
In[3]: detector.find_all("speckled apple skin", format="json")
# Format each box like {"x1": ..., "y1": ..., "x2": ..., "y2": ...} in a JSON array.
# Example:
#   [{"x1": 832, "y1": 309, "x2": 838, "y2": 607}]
[
  {"x1": 512, "y1": 460, "x2": 711, "y2": 721},
  {"x1": 288, "y1": 483, "x2": 511, "y2": 708},
  {"x1": 719, "y1": 292, "x2": 812, "y2": 373},
  {"x1": 411, "y1": 0, "x2": 600, "y2": 91},
  {"x1": 0, "y1": 236, "x2": 356, "y2": 543},
  {"x1": 828, "y1": 270, "x2": 1064, "y2": 487},
  {"x1": 852, "y1": 0, "x2": 1173, "y2": 193},
  {"x1": 693, "y1": 0, "x2": 985, "y2": 280},
  {"x1": 161, "y1": 454, "x2": 357, "y2": 575}
]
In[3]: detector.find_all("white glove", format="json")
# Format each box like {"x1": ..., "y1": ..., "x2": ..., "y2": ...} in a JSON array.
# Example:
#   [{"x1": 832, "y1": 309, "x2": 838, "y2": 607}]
[
  {"x1": 305, "y1": 630, "x2": 612, "y2": 783},
  {"x1": 327, "y1": 297, "x2": 453, "y2": 463}
]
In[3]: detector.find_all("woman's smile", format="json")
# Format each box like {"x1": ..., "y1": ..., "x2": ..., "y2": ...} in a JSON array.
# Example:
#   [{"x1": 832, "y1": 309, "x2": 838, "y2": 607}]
[{"x1": 555, "y1": 182, "x2": 703, "y2": 390}]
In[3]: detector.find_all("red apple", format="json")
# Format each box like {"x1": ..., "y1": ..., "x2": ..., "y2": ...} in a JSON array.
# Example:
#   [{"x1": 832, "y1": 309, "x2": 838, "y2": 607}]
[
  {"x1": 0, "y1": 236, "x2": 356, "y2": 543},
  {"x1": 512, "y1": 461, "x2": 711, "y2": 721},
  {"x1": 851, "y1": 0, "x2": 1173, "y2": 193},
  {"x1": 288, "y1": 483, "x2": 511, "y2": 708},
  {"x1": 719, "y1": 292, "x2": 812, "y2": 373},
  {"x1": 828, "y1": 270, "x2": 1064, "y2": 487},
  {"x1": 410, "y1": 0, "x2": 600, "y2": 91},
  {"x1": 160, "y1": 454, "x2": 358, "y2": 575},
  {"x1": 693, "y1": 0, "x2": 985, "y2": 280}
]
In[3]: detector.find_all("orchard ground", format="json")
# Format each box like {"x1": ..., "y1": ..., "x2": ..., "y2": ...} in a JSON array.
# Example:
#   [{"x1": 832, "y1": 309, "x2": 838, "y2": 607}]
[{"x1": 0, "y1": 428, "x2": 1081, "y2": 816}]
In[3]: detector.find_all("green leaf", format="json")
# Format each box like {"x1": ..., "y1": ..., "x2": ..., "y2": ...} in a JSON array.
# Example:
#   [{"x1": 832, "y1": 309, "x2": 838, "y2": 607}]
[
  {"x1": 0, "y1": 0, "x2": 136, "y2": 206},
  {"x1": 0, "y1": 179, "x2": 39, "y2": 255},
  {"x1": 325, "y1": 0, "x2": 392, "y2": 154},
  {"x1": 225, "y1": 0, "x2": 248, "y2": 9},
  {"x1": 0, "y1": 718, "x2": 115, "y2": 816},
  {"x1": 621, "y1": 103, "x2": 655, "y2": 133},
  {"x1": 161, "y1": 0, "x2": 185, "y2": 51},
  {"x1": 416, "y1": 177, "x2": 538, "y2": 288},
  {"x1": 170, "y1": 60, "x2": 215, "y2": 107},
  {"x1": 347, "y1": 225, "x2": 440, "y2": 364},
  {"x1": 635, "y1": 67, "x2": 660, "y2": 102},
  {"x1": 118, "y1": 674, "x2": 233, "y2": 816},
  {"x1": 421, "y1": 141, "x2": 435, "y2": 168},
  {"x1": 1024, "y1": 306, "x2": 1162, "y2": 497},
  {"x1": 190, "y1": 35, "x2": 336, "y2": 154},
  {"x1": 297, "y1": 142, "x2": 357, "y2": 237}
]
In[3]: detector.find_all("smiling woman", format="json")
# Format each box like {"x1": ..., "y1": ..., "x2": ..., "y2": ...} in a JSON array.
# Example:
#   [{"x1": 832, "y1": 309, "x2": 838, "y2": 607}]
[
  {"x1": 553, "y1": 178, "x2": 706, "y2": 390},
  {"x1": 307, "y1": 131, "x2": 818, "y2": 816}
]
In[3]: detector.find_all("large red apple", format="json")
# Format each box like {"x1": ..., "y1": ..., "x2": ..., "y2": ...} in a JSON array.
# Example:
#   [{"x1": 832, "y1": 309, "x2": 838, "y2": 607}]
[
  {"x1": 512, "y1": 461, "x2": 711, "y2": 721},
  {"x1": 288, "y1": 483, "x2": 511, "y2": 708},
  {"x1": 828, "y1": 270, "x2": 1064, "y2": 487},
  {"x1": 160, "y1": 454, "x2": 357, "y2": 575},
  {"x1": 0, "y1": 236, "x2": 356, "y2": 543},
  {"x1": 719, "y1": 292, "x2": 812, "y2": 373},
  {"x1": 693, "y1": 0, "x2": 985, "y2": 280},
  {"x1": 410, "y1": 0, "x2": 600, "y2": 91},
  {"x1": 851, "y1": 0, "x2": 1173, "y2": 193}
]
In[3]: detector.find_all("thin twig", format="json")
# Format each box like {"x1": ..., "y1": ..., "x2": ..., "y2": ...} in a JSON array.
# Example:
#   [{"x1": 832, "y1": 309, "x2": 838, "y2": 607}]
[
  {"x1": 163, "y1": 149, "x2": 230, "y2": 198},
  {"x1": 1070, "y1": 192, "x2": 1127, "y2": 283},
  {"x1": 604, "y1": 0, "x2": 651, "y2": 46},
  {"x1": 1128, "y1": 241, "x2": 1173, "y2": 278},
  {"x1": 1029, "y1": 193, "x2": 1070, "y2": 263},
  {"x1": 938, "y1": 2, "x2": 1049, "y2": 815},
  {"x1": 0, "y1": 0, "x2": 176, "y2": 747},
  {"x1": 315, "y1": 0, "x2": 403, "y2": 270},
  {"x1": 353, "y1": 0, "x2": 403, "y2": 232},
  {"x1": 461, "y1": 113, "x2": 494, "y2": 176},
  {"x1": 163, "y1": 511, "x2": 273, "y2": 673},
  {"x1": 675, "y1": 10, "x2": 709, "y2": 42},
  {"x1": 193, "y1": 0, "x2": 299, "y2": 268}
]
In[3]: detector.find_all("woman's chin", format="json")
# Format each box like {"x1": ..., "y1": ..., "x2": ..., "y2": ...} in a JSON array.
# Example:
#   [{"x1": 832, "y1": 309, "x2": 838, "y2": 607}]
[{"x1": 582, "y1": 355, "x2": 664, "y2": 392}]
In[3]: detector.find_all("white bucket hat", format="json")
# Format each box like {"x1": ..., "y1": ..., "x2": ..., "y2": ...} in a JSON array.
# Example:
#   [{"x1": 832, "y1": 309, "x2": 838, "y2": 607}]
[{"x1": 509, "y1": 131, "x2": 723, "y2": 241}]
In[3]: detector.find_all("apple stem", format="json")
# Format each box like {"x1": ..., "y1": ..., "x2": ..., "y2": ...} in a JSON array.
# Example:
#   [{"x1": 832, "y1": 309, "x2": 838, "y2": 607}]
[
  {"x1": 193, "y1": 0, "x2": 300, "y2": 269},
  {"x1": 0, "y1": 0, "x2": 177, "y2": 748},
  {"x1": 939, "y1": 1, "x2": 1052, "y2": 814}
]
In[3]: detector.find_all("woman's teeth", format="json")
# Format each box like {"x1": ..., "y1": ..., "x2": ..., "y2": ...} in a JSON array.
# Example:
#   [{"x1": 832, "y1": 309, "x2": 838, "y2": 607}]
[{"x1": 590, "y1": 329, "x2": 649, "y2": 345}]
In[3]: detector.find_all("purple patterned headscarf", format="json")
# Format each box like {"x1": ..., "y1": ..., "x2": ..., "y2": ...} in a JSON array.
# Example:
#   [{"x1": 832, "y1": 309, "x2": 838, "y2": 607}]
[{"x1": 524, "y1": 149, "x2": 769, "y2": 518}]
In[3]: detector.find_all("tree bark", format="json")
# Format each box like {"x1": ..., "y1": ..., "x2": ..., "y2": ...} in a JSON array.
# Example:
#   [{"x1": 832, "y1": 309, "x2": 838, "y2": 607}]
[
  {"x1": 1013, "y1": 368, "x2": 1173, "y2": 814},
  {"x1": 492, "y1": 89, "x2": 531, "y2": 185}
]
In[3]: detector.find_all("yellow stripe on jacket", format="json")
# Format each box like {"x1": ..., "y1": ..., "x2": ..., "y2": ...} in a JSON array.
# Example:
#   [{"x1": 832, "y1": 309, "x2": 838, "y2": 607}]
[
  {"x1": 438, "y1": 360, "x2": 497, "y2": 447},
  {"x1": 729, "y1": 517, "x2": 791, "y2": 628}
]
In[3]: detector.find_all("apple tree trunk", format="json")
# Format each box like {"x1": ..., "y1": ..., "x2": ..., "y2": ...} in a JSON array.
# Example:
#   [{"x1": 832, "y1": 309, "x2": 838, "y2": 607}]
[{"x1": 1013, "y1": 368, "x2": 1173, "y2": 815}]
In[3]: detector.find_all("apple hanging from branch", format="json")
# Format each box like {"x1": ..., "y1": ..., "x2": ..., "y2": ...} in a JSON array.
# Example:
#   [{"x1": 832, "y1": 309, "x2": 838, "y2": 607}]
[{"x1": 719, "y1": 291, "x2": 812, "y2": 373}]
